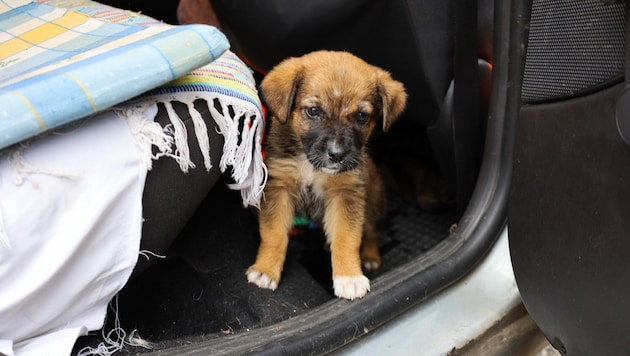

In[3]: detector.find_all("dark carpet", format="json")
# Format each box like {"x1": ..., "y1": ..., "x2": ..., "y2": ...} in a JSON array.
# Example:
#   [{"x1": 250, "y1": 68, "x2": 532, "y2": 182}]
[{"x1": 74, "y1": 177, "x2": 456, "y2": 354}]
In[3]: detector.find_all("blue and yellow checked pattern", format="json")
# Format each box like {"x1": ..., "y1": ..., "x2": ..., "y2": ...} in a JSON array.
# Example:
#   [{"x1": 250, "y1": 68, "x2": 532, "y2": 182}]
[{"x1": 0, "y1": 0, "x2": 229, "y2": 150}]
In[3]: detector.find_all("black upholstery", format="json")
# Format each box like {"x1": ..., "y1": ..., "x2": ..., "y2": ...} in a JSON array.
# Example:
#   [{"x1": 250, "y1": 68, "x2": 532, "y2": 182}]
[
  {"x1": 136, "y1": 100, "x2": 225, "y2": 277},
  {"x1": 213, "y1": 0, "x2": 453, "y2": 129},
  {"x1": 213, "y1": 0, "x2": 494, "y2": 214}
]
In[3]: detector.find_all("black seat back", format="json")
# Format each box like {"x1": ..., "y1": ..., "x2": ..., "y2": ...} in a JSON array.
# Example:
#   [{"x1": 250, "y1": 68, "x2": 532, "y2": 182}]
[{"x1": 213, "y1": 0, "x2": 492, "y2": 214}]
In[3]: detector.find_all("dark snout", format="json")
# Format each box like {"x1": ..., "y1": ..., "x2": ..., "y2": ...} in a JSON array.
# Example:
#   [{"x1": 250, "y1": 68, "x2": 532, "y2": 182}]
[
  {"x1": 326, "y1": 141, "x2": 347, "y2": 164},
  {"x1": 302, "y1": 126, "x2": 362, "y2": 174}
]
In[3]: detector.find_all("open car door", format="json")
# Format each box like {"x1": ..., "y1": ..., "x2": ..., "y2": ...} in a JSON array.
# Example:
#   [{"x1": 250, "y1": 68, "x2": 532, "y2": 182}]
[{"x1": 508, "y1": 0, "x2": 630, "y2": 354}]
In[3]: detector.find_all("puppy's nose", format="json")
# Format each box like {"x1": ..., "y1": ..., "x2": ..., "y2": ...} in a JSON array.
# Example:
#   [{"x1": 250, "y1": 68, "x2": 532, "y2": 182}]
[
  {"x1": 327, "y1": 141, "x2": 346, "y2": 163},
  {"x1": 327, "y1": 150, "x2": 346, "y2": 164}
]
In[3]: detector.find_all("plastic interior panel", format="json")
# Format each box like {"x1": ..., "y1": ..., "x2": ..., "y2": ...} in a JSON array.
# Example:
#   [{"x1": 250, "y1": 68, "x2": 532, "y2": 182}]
[{"x1": 509, "y1": 83, "x2": 630, "y2": 355}]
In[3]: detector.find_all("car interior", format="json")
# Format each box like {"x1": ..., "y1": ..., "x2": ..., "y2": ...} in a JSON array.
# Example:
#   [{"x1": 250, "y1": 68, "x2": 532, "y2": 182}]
[
  {"x1": 70, "y1": 0, "x2": 510, "y2": 354},
  {"x1": 69, "y1": 0, "x2": 629, "y2": 354},
  {"x1": 509, "y1": 0, "x2": 628, "y2": 354}
]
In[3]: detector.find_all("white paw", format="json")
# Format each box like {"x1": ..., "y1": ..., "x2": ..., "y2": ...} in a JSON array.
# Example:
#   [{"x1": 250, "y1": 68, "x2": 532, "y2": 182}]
[
  {"x1": 333, "y1": 275, "x2": 371, "y2": 300},
  {"x1": 247, "y1": 269, "x2": 278, "y2": 290}
]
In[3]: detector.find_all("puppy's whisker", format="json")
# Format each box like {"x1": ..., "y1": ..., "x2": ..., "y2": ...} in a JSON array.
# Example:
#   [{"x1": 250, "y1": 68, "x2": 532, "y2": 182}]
[{"x1": 306, "y1": 153, "x2": 325, "y2": 169}]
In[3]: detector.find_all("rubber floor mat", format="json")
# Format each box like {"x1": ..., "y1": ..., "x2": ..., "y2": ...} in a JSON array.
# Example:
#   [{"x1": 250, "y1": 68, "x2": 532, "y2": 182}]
[{"x1": 74, "y1": 181, "x2": 456, "y2": 354}]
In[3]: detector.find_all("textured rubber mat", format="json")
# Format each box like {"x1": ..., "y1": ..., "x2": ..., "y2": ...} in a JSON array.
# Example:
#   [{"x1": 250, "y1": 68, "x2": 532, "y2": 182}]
[
  {"x1": 266, "y1": 190, "x2": 456, "y2": 293},
  {"x1": 375, "y1": 192, "x2": 456, "y2": 276},
  {"x1": 75, "y1": 182, "x2": 456, "y2": 354}
]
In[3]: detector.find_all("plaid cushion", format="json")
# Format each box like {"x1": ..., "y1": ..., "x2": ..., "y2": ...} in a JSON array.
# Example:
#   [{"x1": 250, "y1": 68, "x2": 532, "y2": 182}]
[{"x1": 0, "y1": 0, "x2": 228, "y2": 150}]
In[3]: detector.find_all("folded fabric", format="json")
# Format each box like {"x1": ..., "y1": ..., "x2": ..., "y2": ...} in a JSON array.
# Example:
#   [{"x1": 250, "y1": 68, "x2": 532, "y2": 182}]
[
  {"x1": 0, "y1": 2, "x2": 265, "y2": 354},
  {"x1": 129, "y1": 50, "x2": 267, "y2": 207},
  {"x1": 0, "y1": 106, "x2": 153, "y2": 356},
  {"x1": 0, "y1": 0, "x2": 229, "y2": 150}
]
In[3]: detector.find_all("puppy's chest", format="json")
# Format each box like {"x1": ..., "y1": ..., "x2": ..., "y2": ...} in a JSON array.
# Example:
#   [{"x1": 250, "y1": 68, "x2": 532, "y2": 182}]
[
  {"x1": 294, "y1": 162, "x2": 327, "y2": 222},
  {"x1": 295, "y1": 184, "x2": 326, "y2": 222}
]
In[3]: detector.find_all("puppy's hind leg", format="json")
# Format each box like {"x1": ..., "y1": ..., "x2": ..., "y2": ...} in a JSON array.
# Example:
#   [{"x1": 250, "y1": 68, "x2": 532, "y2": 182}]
[
  {"x1": 247, "y1": 188, "x2": 295, "y2": 290},
  {"x1": 360, "y1": 225, "x2": 381, "y2": 271},
  {"x1": 361, "y1": 162, "x2": 386, "y2": 271}
]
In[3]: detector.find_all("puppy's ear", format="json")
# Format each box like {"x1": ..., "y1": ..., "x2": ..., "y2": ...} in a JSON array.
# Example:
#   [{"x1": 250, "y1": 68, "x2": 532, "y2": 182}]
[
  {"x1": 376, "y1": 69, "x2": 407, "y2": 132},
  {"x1": 260, "y1": 58, "x2": 304, "y2": 123}
]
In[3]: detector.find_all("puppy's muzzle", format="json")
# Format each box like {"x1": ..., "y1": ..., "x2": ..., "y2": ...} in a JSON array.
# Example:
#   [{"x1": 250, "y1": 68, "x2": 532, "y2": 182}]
[
  {"x1": 327, "y1": 142, "x2": 347, "y2": 164},
  {"x1": 303, "y1": 127, "x2": 360, "y2": 174},
  {"x1": 313, "y1": 141, "x2": 359, "y2": 174},
  {"x1": 318, "y1": 143, "x2": 348, "y2": 174}
]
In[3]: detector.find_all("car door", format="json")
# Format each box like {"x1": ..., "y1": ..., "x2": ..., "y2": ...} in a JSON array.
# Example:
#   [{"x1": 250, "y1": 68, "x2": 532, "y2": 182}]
[{"x1": 508, "y1": 0, "x2": 630, "y2": 354}]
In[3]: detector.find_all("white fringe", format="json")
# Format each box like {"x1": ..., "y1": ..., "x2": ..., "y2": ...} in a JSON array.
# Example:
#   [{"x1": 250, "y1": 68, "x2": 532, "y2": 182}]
[
  {"x1": 138, "y1": 249, "x2": 167, "y2": 261},
  {"x1": 226, "y1": 109, "x2": 267, "y2": 208},
  {"x1": 187, "y1": 101, "x2": 212, "y2": 172},
  {"x1": 119, "y1": 103, "x2": 173, "y2": 170},
  {"x1": 77, "y1": 295, "x2": 153, "y2": 356},
  {"x1": 210, "y1": 100, "x2": 238, "y2": 172},
  {"x1": 9, "y1": 142, "x2": 78, "y2": 185},
  {"x1": 163, "y1": 101, "x2": 195, "y2": 173},
  {"x1": 0, "y1": 142, "x2": 79, "y2": 248},
  {"x1": 119, "y1": 94, "x2": 267, "y2": 208}
]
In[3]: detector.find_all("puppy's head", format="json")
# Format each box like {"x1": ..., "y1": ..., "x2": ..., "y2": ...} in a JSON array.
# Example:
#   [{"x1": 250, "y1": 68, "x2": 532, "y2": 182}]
[{"x1": 261, "y1": 50, "x2": 407, "y2": 174}]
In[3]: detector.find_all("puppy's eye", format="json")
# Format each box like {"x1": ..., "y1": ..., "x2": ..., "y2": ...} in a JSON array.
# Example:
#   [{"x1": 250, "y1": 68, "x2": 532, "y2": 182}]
[
  {"x1": 305, "y1": 106, "x2": 321, "y2": 119},
  {"x1": 355, "y1": 111, "x2": 369, "y2": 124}
]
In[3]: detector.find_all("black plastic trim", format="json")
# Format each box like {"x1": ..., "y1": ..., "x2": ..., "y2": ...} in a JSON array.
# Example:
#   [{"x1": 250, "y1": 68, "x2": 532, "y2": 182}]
[
  {"x1": 616, "y1": 1, "x2": 630, "y2": 146},
  {"x1": 149, "y1": 0, "x2": 530, "y2": 354}
]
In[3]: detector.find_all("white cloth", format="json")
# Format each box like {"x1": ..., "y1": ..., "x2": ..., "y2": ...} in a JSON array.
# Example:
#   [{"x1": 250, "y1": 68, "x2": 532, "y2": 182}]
[{"x1": 0, "y1": 109, "x2": 149, "y2": 355}]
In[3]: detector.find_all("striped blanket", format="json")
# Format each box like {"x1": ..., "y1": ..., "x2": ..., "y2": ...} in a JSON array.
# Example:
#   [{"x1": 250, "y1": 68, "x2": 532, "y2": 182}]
[
  {"x1": 0, "y1": 0, "x2": 266, "y2": 207},
  {"x1": 128, "y1": 50, "x2": 267, "y2": 207}
]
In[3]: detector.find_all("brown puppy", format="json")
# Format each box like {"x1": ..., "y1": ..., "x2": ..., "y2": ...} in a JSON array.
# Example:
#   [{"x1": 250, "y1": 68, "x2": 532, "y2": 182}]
[{"x1": 247, "y1": 51, "x2": 407, "y2": 300}]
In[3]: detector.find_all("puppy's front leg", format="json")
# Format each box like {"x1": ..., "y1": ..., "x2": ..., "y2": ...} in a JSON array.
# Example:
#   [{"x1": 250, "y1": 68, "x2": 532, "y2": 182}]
[
  {"x1": 247, "y1": 187, "x2": 295, "y2": 290},
  {"x1": 324, "y1": 193, "x2": 370, "y2": 300}
]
